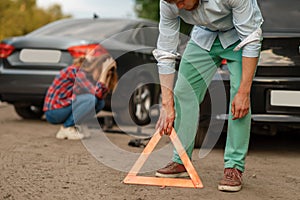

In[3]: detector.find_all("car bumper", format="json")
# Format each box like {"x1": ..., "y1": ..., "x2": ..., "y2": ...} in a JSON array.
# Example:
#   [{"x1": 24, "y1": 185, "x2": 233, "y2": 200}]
[
  {"x1": 0, "y1": 72, "x2": 56, "y2": 104},
  {"x1": 216, "y1": 113, "x2": 300, "y2": 123},
  {"x1": 252, "y1": 77, "x2": 300, "y2": 116},
  {"x1": 202, "y1": 76, "x2": 300, "y2": 125}
]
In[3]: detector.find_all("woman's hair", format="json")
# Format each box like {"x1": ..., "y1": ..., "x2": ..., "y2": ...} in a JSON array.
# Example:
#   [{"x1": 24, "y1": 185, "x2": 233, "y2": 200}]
[
  {"x1": 83, "y1": 54, "x2": 118, "y2": 92},
  {"x1": 72, "y1": 54, "x2": 118, "y2": 92},
  {"x1": 81, "y1": 54, "x2": 111, "y2": 73},
  {"x1": 72, "y1": 56, "x2": 86, "y2": 67},
  {"x1": 106, "y1": 65, "x2": 118, "y2": 92}
]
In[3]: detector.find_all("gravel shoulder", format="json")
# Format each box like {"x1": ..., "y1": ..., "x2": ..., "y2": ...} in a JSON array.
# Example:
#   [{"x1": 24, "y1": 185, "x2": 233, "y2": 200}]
[{"x1": 0, "y1": 103, "x2": 299, "y2": 200}]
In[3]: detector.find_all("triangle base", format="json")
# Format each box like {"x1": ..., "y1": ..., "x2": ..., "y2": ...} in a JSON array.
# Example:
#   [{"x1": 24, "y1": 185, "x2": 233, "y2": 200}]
[{"x1": 123, "y1": 129, "x2": 203, "y2": 189}]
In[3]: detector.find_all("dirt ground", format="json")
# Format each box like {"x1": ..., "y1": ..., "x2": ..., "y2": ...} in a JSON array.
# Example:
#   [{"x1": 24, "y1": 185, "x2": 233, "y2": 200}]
[{"x1": 0, "y1": 103, "x2": 300, "y2": 200}]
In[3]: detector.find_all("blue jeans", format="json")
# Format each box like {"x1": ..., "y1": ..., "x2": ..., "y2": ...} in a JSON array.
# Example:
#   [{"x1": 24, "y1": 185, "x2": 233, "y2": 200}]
[{"x1": 45, "y1": 94, "x2": 105, "y2": 127}]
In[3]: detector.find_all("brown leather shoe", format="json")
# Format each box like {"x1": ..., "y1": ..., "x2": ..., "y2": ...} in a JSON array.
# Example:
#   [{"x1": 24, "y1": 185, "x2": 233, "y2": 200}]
[
  {"x1": 218, "y1": 168, "x2": 243, "y2": 192},
  {"x1": 155, "y1": 162, "x2": 189, "y2": 178}
]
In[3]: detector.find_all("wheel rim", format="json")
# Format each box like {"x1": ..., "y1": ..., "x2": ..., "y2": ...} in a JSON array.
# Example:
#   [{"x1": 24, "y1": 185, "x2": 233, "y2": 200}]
[{"x1": 132, "y1": 84, "x2": 151, "y2": 122}]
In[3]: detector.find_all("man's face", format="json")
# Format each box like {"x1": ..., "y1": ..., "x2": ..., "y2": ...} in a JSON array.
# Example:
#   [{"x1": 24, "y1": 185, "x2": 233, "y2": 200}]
[{"x1": 173, "y1": 0, "x2": 199, "y2": 11}]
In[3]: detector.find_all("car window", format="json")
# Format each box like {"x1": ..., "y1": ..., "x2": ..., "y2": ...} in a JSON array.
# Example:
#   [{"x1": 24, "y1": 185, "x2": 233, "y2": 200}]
[
  {"x1": 258, "y1": 38, "x2": 300, "y2": 66},
  {"x1": 258, "y1": 0, "x2": 300, "y2": 34},
  {"x1": 130, "y1": 26, "x2": 159, "y2": 47},
  {"x1": 28, "y1": 19, "x2": 130, "y2": 40},
  {"x1": 143, "y1": 27, "x2": 159, "y2": 47}
]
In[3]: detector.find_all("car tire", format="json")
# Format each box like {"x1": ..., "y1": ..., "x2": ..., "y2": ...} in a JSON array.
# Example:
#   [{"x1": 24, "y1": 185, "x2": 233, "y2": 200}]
[
  {"x1": 128, "y1": 81, "x2": 152, "y2": 126},
  {"x1": 115, "y1": 75, "x2": 154, "y2": 126},
  {"x1": 14, "y1": 104, "x2": 44, "y2": 119}
]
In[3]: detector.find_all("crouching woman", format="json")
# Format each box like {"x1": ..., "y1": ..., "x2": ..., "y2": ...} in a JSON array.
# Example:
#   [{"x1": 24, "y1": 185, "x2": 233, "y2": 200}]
[{"x1": 43, "y1": 53, "x2": 117, "y2": 140}]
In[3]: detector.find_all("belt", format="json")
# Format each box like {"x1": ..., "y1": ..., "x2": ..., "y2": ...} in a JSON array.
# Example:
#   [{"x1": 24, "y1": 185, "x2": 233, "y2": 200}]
[{"x1": 197, "y1": 25, "x2": 235, "y2": 33}]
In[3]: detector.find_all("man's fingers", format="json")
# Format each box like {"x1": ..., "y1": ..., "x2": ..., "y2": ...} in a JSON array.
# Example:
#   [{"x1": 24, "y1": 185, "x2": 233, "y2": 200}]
[
  {"x1": 239, "y1": 110, "x2": 245, "y2": 119},
  {"x1": 231, "y1": 102, "x2": 235, "y2": 118},
  {"x1": 240, "y1": 108, "x2": 249, "y2": 118},
  {"x1": 232, "y1": 107, "x2": 249, "y2": 120},
  {"x1": 232, "y1": 112, "x2": 238, "y2": 120},
  {"x1": 163, "y1": 122, "x2": 170, "y2": 135},
  {"x1": 232, "y1": 101, "x2": 240, "y2": 120},
  {"x1": 156, "y1": 119, "x2": 172, "y2": 135},
  {"x1": 166, "y1": 122, "x2": 173, "y2": 134},
  {"x1": 156, "y1": 106, "x2": 175, "y2": 135}
]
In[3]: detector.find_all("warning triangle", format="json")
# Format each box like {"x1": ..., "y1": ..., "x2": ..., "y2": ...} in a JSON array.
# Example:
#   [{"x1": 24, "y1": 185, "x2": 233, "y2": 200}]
[{"x1": 123, "y1": 128, "x2": 203, "y2": 188}]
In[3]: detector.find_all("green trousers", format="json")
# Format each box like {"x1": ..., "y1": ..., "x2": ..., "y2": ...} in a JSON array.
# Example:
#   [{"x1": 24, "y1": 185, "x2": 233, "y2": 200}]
[{"x1": 172, "y1": 38, "x2": 251, "y2": 172}]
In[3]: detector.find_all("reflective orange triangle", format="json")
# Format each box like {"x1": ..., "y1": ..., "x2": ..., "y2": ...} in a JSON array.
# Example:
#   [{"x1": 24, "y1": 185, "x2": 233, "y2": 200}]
[{"x1": 123, "y1": 128, "x2": 203, "y2": 188}]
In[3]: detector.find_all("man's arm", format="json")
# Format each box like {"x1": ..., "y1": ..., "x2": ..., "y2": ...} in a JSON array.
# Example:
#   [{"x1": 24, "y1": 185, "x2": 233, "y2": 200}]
[
  {"x1": 230, "y1": 0, "x2": 263, "y2": 119},
  {"x1": 155, "y1": 73, "x2": 175, "y2": 135},
  {"x1": 231, "y1": 56, "x2": 258, "y2": 120},
  {"x1": 153, "y1": 1, "x2": 181, "y2": 134},
  {"x1": 152, "y1": 47, "x2": 180, "y2": 135}
]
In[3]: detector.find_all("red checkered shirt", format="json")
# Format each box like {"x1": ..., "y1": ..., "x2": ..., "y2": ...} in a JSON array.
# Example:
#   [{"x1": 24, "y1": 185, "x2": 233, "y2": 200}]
[{"x1": 43, "y1": 65, "x2": 107, "y2": 111}]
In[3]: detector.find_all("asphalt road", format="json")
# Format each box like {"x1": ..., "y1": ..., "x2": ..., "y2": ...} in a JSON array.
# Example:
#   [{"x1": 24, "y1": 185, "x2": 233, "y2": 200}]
[{"x1": 0, "y1": 103, "x2": 300, "y2": 200}]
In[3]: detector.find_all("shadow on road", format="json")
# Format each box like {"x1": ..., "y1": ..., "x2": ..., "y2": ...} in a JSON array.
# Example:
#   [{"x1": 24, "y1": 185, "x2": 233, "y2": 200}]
[{"x1": 249, "y1": 131, "x2": 300, "y2": 152}]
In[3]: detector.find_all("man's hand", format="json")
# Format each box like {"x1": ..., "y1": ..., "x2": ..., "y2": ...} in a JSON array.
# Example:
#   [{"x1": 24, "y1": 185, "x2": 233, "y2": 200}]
[
  {"x1": 231, "y1": 56, "x2": 259, "y2": 120},
  {"x1": 231, "y1": 91, "x2": 250, "y2": 120},
  {"x1": 156, "y1": 73, "x2": 175, "y2": 135},
  {"x1": 156, "y1": 103, "x2": 175, "y2": 135}
]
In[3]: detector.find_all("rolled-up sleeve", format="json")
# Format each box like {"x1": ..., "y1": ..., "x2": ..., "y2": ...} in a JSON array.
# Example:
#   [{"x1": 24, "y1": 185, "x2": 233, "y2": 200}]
[
  {"x1": 155, "y1": 1, "x2": 181, "y2": 74},
  {"x1": 230, "y1": 0, "x2": 264, "y2": 57}
]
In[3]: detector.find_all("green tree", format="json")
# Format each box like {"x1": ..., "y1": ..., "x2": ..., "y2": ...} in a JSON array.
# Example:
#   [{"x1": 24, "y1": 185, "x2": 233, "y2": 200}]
[
  {"x1": 135, "y1": 0, "x2": 160, "y2": 21},
  {"x1": 0, "y1": 0, "x2": 71, "y2": 40},
  {"x1": 134, "y1": 0, "x2": 193, "y2": 35}
]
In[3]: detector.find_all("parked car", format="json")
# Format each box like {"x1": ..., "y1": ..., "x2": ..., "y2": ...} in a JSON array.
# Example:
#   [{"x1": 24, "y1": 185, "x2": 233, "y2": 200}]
[
  {"x1": 0, "y1": 18, "x2": 163, "y2": 125},
  {"x1": 195, "y1": 0, "x2": 300, "y2": 147},
  {"x1": 1, "y1": 1, "x2": 299, "y2": 148}
]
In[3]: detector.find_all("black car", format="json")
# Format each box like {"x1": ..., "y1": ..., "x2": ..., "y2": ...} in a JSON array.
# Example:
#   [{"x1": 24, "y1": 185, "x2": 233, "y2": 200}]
[
  {"x1": 250, "y1": 0, "x2": 300, "y2": 132},
  {"x1": 0, "y1": 18, "x2": 162, "y2": 125},
  {"x1": 1, "y1": 1, "x2": 299, "y2": 147},
  {"x1": 195, "y1": 0, "x2": 300, "y2": 147}
]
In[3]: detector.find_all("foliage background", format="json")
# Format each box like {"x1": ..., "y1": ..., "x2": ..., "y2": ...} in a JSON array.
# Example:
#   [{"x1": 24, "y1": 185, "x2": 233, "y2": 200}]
[
  {"x1": 0, "y1": 0, "x2": 70, "y2": 40},
  {"x1": 135, "y1": 0, "x2": 193, "y2": 34},
  {"x1": 0, "y1": 0, "x2": 192, "y2": 41}
]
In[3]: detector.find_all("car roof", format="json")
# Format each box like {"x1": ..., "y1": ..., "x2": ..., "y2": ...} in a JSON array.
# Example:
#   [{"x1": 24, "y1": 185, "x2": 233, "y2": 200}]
[
  {"x1": 27, "y1": 18, "x2": 158, "y2": 40},
  {"x1": 259, "y1": 0, "x2": 300, "y2": 37}
]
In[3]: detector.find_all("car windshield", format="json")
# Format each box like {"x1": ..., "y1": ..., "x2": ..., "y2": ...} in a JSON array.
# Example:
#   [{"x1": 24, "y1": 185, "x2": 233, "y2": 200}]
[
  {"x1": 259, "y1": 0, "x2": 300, "y2": 35},
  {"x1": 27, "y1": 19, "x2": 131, "y2": 40}
]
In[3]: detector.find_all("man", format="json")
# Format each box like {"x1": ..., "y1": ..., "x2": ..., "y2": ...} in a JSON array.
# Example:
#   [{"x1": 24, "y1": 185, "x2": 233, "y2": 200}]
[{"x1": 153, "y1": 0, "x2": 263, "y2": 192}]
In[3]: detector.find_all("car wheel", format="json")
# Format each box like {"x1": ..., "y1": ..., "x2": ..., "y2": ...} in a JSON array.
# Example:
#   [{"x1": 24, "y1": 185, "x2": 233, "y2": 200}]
[
  {"x1": 115, "y1": 75, "x2": 154, "y2": 126},
  {"x1": 14, "y1": 104, "x2": 44, "y2": 119},
  {"x1": 128, "y1": 81, "x2": 152, "y2": 125}
]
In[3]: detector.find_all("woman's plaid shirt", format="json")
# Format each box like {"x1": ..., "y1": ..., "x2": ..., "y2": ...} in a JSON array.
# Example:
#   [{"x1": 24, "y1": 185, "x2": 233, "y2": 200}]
[{"x1": 43, "y1": 65, "x2": 107, "y2": 111}]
